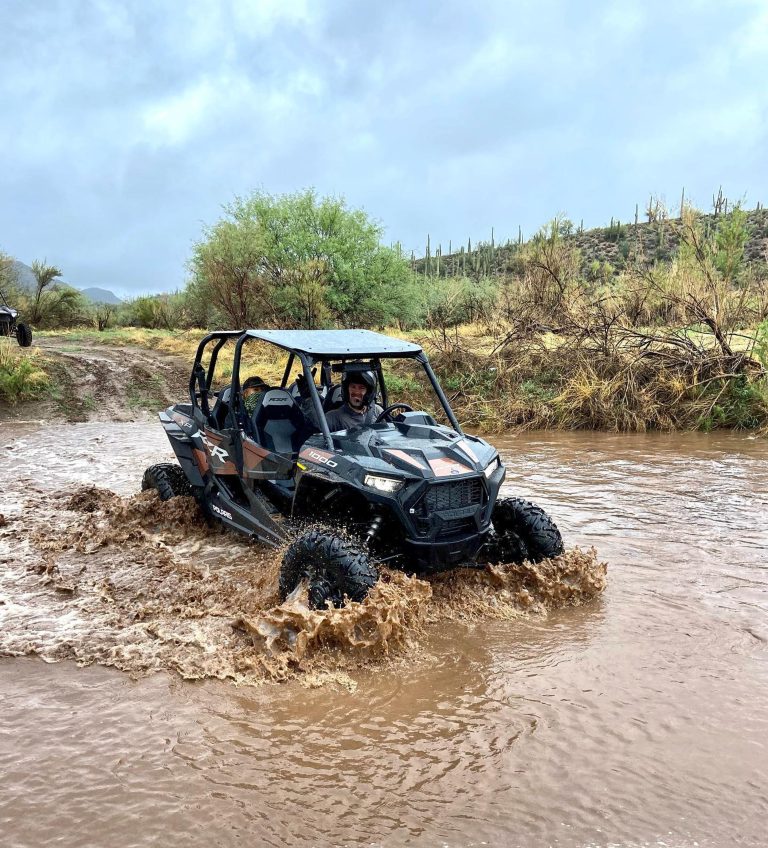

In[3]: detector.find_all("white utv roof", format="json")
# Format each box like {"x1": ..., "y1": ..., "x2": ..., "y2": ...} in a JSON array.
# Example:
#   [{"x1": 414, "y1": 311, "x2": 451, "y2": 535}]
[{"x1": 245, "y1": 329, "x2": 423, "y2": 358}]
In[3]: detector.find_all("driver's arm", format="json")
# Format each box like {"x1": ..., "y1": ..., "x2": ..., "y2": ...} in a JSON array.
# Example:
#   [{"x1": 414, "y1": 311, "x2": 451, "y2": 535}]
[{"x1": 325, "y1": 407, "x2": 343, "y2": 432}]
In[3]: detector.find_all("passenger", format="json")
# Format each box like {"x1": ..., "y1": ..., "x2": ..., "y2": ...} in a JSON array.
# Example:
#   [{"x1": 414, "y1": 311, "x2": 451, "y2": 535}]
[
  {"x1": 325, "y1": 370, "x2": 383, "y2": 431},
  {"x1": 242, "y1": 375, "x2": 269, "y2": 416}
]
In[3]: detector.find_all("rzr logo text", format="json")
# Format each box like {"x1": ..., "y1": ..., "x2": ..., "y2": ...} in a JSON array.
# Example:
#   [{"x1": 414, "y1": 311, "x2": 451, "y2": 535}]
[{"x1": 202, "y1": 435, "x2": 230, "y2": 462}]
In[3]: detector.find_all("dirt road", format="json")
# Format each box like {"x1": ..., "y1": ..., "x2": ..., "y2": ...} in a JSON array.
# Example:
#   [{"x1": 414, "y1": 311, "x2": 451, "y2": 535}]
[{"x1": 4, "y1": 337, "x2": 189, "y2": 422}]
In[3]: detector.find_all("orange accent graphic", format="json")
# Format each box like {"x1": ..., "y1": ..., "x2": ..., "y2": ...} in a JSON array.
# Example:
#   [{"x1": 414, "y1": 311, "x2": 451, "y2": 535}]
[
  {"x1": 427, "y1": 457, "x2": 472, "y2": 477},
  {"x1": 193, "y1": 448, "x2": 209, "y2": 474},
  {"x1": 243, "y1": 438, "x2": 270, "y2": 472},
  {"x1": 172, "y1": 411, "x2": 192, "y2": 429},
  {"x1": 300, "y1": 448, "x2": 334, "y2": 462},
  {"x1": 385, "y1": 449, "x2": 427, "y2": 470}
]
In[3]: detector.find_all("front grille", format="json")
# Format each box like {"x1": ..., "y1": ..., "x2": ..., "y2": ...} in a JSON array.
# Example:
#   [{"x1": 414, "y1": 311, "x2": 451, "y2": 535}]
[
  {"x1": 423, "y1": 478, "x2": 484, "y2": 511},
  {"x1": 412, "y1": 478, "x2": 485, "y2": 537}
]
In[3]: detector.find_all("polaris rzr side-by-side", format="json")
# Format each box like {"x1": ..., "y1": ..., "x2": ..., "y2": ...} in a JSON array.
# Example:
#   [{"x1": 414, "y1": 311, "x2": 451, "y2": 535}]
[
  {"x1": 142, "y1": 329, "x2": 564, "y2": 608},
  {"x1": 0, "y1": 290, "x2": 32, "y2": 347}
]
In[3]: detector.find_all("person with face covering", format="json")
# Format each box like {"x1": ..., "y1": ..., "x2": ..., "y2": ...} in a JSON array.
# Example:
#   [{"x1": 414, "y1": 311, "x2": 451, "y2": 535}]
[
  {"x1": 325, "y1": 369, "x2": 383, "y2": 432},
  {"x1": 242, "y1": 375, "x2": 269, "y2": 416}
]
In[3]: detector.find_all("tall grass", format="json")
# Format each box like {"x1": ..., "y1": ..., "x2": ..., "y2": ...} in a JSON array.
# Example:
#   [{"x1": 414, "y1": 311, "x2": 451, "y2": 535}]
[{"x1": 0, "y1": 339, "x2": 50, "y2": 403}]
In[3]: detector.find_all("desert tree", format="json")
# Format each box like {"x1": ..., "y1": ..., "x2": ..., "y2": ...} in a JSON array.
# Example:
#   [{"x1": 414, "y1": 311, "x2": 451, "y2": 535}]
[{"x1": 30, "y1": 260, "x2": 63, "y2": 324}]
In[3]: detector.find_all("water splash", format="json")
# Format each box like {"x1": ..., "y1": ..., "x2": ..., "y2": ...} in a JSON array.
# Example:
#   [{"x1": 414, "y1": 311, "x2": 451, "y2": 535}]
[{"x1": 0, "y1": 486, "x2": 607, "y2": 685}]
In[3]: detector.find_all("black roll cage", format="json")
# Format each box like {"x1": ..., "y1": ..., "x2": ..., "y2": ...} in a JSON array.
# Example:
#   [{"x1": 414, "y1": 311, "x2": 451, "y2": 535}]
[
  {"x1": 0, "y1": 289, "x2": 15, "y2": 311},
  {"x1": 189, "y1": 330, "x2": 464, "y2": 450},
  {"x1": 188, "y1": 330, "x2": 242, "y2": 420}
]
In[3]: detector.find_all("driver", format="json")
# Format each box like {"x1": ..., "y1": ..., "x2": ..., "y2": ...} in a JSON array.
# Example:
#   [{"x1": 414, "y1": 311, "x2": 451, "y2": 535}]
[{"x1": 325, "y1": 369, "x2": 383, "y2": 432}]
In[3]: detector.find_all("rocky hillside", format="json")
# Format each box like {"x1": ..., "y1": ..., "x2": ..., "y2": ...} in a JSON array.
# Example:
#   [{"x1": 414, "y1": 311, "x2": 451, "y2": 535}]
[
  {"x1": 571, "y1": 207, "x2": 768, "y2": 271},
  {"x1": 415, "y1": 208, "x2": 768, "y2": 279},
  {"x1": 79, "y1": 287, "x2": 122, "y2": 304}
]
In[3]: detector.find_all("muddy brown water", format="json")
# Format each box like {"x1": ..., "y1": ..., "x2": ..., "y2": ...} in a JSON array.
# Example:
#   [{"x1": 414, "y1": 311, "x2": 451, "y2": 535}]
[{"x1": 1, "y1": 421, "x2": 767, "y2": 847}]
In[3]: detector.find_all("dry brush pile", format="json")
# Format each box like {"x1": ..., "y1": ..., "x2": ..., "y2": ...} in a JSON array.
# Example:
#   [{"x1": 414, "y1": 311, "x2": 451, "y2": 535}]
[{"x1": 409, "y1": 210, "x2": 768, "y2": 433}]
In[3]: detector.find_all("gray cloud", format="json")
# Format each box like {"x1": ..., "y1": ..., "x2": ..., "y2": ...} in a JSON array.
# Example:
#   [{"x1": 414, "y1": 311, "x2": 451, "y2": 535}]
[{"x1": 1, "y1": 0, "x2": 766, "y2": 295}]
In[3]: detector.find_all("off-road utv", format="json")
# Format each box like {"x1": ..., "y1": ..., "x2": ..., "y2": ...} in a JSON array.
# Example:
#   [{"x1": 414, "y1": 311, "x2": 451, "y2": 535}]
[
  {"x1": 142, "y1": 330, "x2": 563, "y2": 607},
  {"x1": 0, "y1": 291, "x2": 32, "y2": 347}
]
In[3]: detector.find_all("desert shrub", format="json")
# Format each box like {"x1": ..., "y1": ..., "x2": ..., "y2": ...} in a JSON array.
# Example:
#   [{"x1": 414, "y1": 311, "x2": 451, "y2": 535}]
[
  {"x1": 696, "y1": 375, "x2": 768, "y2": 431},
  {"x1": 423, "y1": 276, "x2": 497, "y2": 337},
  {"x1": 124, "y1": 293, "x2": 187, "y2": 330},
  {"x1": 0, "y1": 339, "x2": 50, "y2": 402},
  {"x1": 32, "y1": 285, "x2": 91, "y2": 328},
  {"x1": 618, "y1": 239, "x2": 630, "y2": 261}
]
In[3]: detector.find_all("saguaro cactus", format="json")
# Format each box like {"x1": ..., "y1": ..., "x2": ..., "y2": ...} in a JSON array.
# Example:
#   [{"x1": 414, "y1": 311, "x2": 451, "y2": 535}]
[{"x1": 713, "y1": 186, "x2": 725, "y2": 216}]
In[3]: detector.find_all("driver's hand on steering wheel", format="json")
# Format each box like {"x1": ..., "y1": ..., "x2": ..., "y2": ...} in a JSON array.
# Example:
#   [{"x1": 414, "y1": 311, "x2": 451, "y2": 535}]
[{"x1": 375, "y1": 403, "x2": 414, "y2": 423}]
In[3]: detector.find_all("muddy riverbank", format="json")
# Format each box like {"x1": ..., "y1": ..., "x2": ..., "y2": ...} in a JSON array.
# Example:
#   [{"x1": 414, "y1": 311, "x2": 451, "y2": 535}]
[
  {"x1": 0, "y1": 336, "x2": 188, "y2": 423},
  {"x1": 1, "y1": 420, "x2": 767, "y2": 846}
]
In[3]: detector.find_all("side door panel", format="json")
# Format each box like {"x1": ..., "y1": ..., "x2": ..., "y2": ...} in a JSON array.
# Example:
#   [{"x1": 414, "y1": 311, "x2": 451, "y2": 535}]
[
  {"x1": 202, "y1": 429, "x2": 238, "y2": 476},
  {"x1": 242, "y1": 436, "x2": 295, "y2": 480}
]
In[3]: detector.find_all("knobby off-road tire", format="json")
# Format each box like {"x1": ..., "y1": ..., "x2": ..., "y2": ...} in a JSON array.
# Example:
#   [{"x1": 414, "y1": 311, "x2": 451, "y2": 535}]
[
  {"x1": 280, "y1": 529, "x2": 379, "y2": 609},
  {"x1": 141, "y1": 463, "x2": 193, "y2": 501},
  {"x1": 490, "y1": 497, "x2": 564, "y2": 563},
  {"x1": 16, "y1": 323, "x2": 32, "y2": 348}
]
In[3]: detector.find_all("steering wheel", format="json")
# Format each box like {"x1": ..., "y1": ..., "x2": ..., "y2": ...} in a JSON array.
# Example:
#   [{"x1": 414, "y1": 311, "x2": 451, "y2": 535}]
[{"x1": 375, "y1": 403, "x2": 414, "y2": 423}]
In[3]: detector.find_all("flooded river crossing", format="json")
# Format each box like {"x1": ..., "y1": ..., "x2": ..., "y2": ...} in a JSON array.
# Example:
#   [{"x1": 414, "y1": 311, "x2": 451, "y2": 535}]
[{"x1": 1, "y1": 421, "x2": 766, "y2": 847}]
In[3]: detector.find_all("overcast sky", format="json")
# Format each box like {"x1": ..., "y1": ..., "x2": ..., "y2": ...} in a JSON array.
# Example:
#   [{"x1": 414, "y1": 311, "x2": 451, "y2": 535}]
[{"x1": 1, "y1": 0, "x2": 766, "y2": 297}]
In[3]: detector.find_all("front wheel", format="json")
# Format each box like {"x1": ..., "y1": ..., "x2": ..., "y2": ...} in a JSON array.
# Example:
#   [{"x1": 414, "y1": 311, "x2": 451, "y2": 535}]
[
  {"x1": 16, "y1": 322, "x2": 32, "y2": 347},
  {"x1": 488, "y1": 497, "x2": 564, "y2": 563},
  {"x1": 280, "y1": 529, "x2": 379, "y2": 609}
]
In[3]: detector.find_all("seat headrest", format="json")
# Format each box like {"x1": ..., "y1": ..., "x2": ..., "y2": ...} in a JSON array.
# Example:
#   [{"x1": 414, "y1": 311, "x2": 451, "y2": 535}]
[
  {"x1": 252, "y1": 389, "x2": 300, "y2": 422},
  {"x1": 260, "y1": 389, "x2": 295, "y2": 408}
]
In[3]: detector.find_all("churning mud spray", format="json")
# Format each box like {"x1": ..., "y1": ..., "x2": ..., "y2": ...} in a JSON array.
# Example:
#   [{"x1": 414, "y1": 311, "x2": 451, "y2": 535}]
[{"x1": 0, "y1": 486, "x2": 607, "y2": 687}]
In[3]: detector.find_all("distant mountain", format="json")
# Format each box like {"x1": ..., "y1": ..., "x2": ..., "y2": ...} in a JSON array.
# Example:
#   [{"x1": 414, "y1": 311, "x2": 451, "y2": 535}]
[
  {"x1": 10, "y1": 259, "x2": 36, "y2": 293},
  {"x1": 4, "y1": 259, "x2": 121, "y2": 304},
  {"x1": 79, "y1": 287, "x2": 122, "y2": 305}
]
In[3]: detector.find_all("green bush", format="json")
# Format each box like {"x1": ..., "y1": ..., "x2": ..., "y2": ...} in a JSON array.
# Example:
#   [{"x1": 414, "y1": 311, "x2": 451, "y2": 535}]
[
  {"x1": 189, "y1": 188, "x2": 420, "y2": 329},
  {"x1": 754, "y1": 319, "x2": 768, "y2": 368},
  {"x1": 698, "y1": 375, "x2": 768, "y2": 430},
  {"x1": 0, "y1": 340, "x2": 50, "y2": 403}
]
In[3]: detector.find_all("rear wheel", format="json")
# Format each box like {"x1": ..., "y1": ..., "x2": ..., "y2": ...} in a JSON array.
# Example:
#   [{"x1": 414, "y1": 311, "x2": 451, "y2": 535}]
[
  {"x1": 141, "y1": 463, "x2": 193, "y2": 501},
  {"x1": 280, "y1": 529, "x2": 379, "y2": 609},
  {"x1": 489, "y1": 497, "x2": 564, "y2": 563},
  {"x1": 16, "y1": 323, "x2": 32, "y2": 347}
]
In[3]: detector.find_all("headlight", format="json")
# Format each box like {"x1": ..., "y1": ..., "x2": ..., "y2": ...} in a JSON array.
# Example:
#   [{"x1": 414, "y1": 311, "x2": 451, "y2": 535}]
[
  {"x1": 363, "y1": 474, "x2": 404, "y2": 493},
  {"x1": 483, "y1": 458, "x2": 500, "y2": 479}
]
